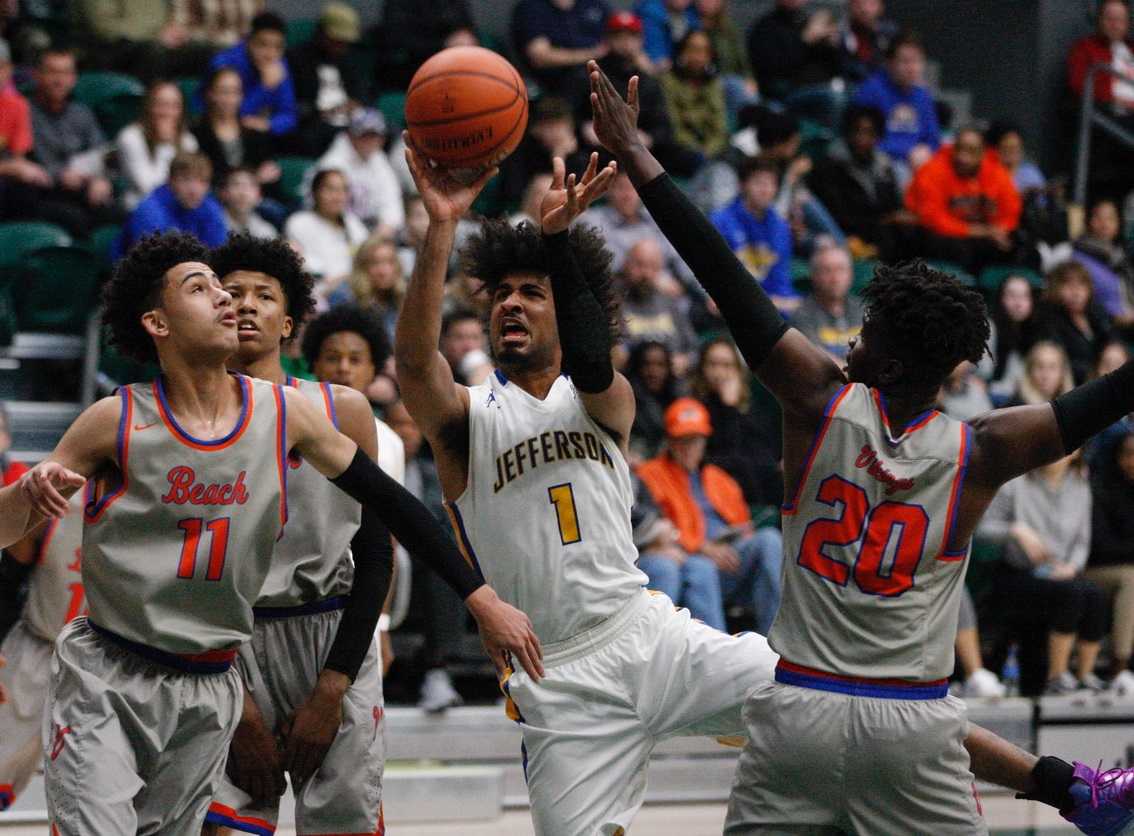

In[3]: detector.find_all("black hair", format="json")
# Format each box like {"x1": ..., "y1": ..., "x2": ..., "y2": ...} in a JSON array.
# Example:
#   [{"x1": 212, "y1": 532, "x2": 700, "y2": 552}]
[
  {"x1": 250, "y1": 11, "x2": 287, "y2": 35},
  {"x1": 673, "y1": 28, "x2": 716, "y2": 78},
  {"x1": 209, "y1": 234, "x2": 317, "y2": 335},
  {"x1": 627, "y1": 340, "x2": 680, "y2": 400},
  {"x1": 860, "y1": 260, "x2": 990, "y2": 389},
  {"x1": 885, "y1": 29, "x2": 924, "y2": 61},
  {"x1": 842, "y1": 103, "x2": 885, "y2": 137},
  {"x1": 1088, "y1": 195, "x2": 1123, "y2": 229},
  {"x1": 442, "y1": 306, "x2": 481, "y2": 336},
  {"x1": 755, "y1": 109, "x2": 799, "y2": 148},
  {"x1": 203, "y1": 65, "x2": 241, "y2": 94},
  {"x1": 985, "y1": 120, "x2": 1022, "y2": 148},
  {"x1": 738, "y1": 154, "x2": 780, "y2": 184},
  {"x1": 991, "y1": 272, "x2": 1036, "y2": 380},
  {"x1": 311, "y1": 167, "x2": 346, "y2": 194},
  {"x1": 37, "y1": 46, "x2": 75, "y2": 66},
  {"x1": 459, "y1": 220, "x2": 621, "y2": 341},
  {"x1": 221, "y1": 165, "x2": 259, "y2": 185},
  {"x1": 101, "y1": 231, "x2": 210, "y2": 364},
  {"x1": 301, "y1": 303, "x2": 391, "y2": 372},
  {"x1": 531, "y1": 96, "x2": 574, "y2": 125}
]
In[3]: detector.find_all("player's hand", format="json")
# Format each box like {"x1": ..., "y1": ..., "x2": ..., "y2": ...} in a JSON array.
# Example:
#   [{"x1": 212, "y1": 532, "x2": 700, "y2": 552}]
[
  {"x1": 588, "y1": 60, "x2": 642, "y2": 156},
  {"x1": 403, "y1": 133, "x2": 498, "y2": 224},
  {"x1": 19, "y1": 462, "x2": 85, "y2": 518},
  {"x1": 466, "y1": 585, "x2": 544, "y2": 682},
  {"x1": 540, "y1": 153, "x2": 617, "y2": 235},
  {"x1": 283, "y1": 669, "x2": 348, "y2": 788},
  {"x1": 228, "y1": 693, "x2": 286, "y2": 805},
  {"x1": 702, "y1": 541, "x2": 741, "y2": 574}
]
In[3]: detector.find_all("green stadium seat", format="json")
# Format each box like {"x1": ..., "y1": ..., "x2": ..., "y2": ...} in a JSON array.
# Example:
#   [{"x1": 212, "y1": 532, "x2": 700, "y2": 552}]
[
  {"x1": 925, "y1": 259, "x2": 976, "y2": 286},
  {"x1": 790, "y1": 257, "x2": 811, "y2": 294},
  {"x1": 276, "y1": 156, "x2": 317, "y2": 209},
  {"x1": 0, "y1": 222, "x2": 72, "y2": 268},
  {"x1": 377, "y1": 91, "x2": 407, "y2": 131},
  {"x1": 978, "y1": 264, "x2": 1044, "y2": 292},
  {"x1": 852, "y1": 258, "x2": 878, "y2": 292},
  {"x1": 87, "y1": 225, "x2": 124, "y2": 271},
  {"x1": 73, "y1": 72, "x2": 146, "y2": 137},
  {"x1": 14, "y1": 246, "x2": 103, "y2": 334},
  {"x1": 175, "y1": 77, "x2": 200, "y2": 106},
  {"x1": 286, "y1": 18, "x2": 318, "y2": 48}
]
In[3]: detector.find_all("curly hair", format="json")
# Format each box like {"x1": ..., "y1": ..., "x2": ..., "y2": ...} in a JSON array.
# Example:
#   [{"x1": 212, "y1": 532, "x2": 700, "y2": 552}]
[
  {"x1": 101, "y1": 231, "x2": 210, "y2": 363},
  {"x1": 301, "y1": 303, "x2": 391, "y2": 372},
  {"x1": 861, "y1": 260, "x2": 990, "y2": 388},
  {"x1": 210, "y1": 234, "x2": 316, "y2": 334},
  {"x1": 459, "y1": 220, "x2": 622, "y2": 340}
]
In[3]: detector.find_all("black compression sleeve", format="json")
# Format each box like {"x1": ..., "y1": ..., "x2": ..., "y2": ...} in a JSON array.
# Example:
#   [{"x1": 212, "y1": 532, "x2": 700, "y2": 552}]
[
  {"x1": 1017, "y1": 755, "x2": 1076, "y2": 812},
  {"x1": 1050, "y1": 360, "x2": 1134, "y2": 454},
  {"x1": 330, "y1": 449, "x2": 484, "y2": 599},
  {"x1": 323, "y1": 505, "x2": 394, "y2": 680},
  {"x1": 0, "y1": 554, "x2": 33, "y2": 644},
  {"x1": 543, "y1": 230, "x2": 614, "y2": 393},
  {"x1": 636, "y1": 173, "x2": 788, "y2": 369}
]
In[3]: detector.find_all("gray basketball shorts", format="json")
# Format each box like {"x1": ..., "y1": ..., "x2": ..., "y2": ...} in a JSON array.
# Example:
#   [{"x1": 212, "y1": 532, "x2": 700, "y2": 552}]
[
  {"x1": 0, "y1": 621, "x2": 55, "y2": 809},
  {"x1": 43, "y1": 617, "x2": 243, "y2": 836},
  {"x1": 207, "y1": 604, "x2": 385, "y2": 835}
]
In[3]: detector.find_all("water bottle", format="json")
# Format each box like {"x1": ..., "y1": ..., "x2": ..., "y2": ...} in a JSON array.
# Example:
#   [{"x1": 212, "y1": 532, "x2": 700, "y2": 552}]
[{"x1": 1001, "y1": 643, "x2": 1020, "y2": 697}]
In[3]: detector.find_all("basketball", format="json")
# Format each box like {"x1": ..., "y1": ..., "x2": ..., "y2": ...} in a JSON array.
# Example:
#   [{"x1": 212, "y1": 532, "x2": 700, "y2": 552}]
[{"x1": 405, "y1": 46, "x2": 529, "y2": 170}]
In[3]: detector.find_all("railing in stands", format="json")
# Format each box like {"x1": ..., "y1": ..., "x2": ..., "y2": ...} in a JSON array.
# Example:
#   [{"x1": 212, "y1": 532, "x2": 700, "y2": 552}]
[{"x1": 1073, "y1": 61, "x2": 1134, "y2": 213}]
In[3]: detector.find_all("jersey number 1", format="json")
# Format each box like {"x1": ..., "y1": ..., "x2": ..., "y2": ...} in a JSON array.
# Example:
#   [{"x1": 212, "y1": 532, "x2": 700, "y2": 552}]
[
  {"x1": 797, "y1": 475, "x2": 930, "y2": 597},
  {"x1": 548, "y1": 483, "x2": 582, "y2": 545},
  {"x1": 176, "y1": 517, "x2": 231, "y2": 581}
]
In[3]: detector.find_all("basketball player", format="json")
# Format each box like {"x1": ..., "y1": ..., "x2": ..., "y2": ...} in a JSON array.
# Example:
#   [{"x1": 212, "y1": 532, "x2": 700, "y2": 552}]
[
  {"x1": 203, "y1": 236, "x2": 389, "y2": 835},
  {"x1": 0, "y1": 489, "x2": 84, "y2": 811},
  {"x1": 587, "y1": 62, "x2": 1134, "y2": 834},
  {"x1": 396, "y1": 143, "x2": 781, "y2": 835},
  {"x1": 0, "y1": 231, "x2": 541, "y2": 835}
]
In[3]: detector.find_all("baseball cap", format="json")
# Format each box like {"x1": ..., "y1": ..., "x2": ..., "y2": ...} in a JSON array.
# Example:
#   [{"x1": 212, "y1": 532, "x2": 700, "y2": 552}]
[
  {"x1": 606, "y1": 11, "x2": 643, "y2": 35},
  {"x1": 665, "y1": 398, "x2": 712, "y2": 439},
  {"x1": 349, "y1": 107, "x2": 387, "y2": 137},
  {"x1": 321, "y1": 2, "x2": 361, "y2": 43}
]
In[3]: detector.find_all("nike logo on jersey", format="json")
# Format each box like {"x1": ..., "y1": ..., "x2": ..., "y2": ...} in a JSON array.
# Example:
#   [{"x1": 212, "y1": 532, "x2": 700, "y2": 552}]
[
  {"x1": 133, "y1": 421, "x2": 158, "y2": 431},
  {"x1": 854, "y1": 444, "x2": 915, "y2": 495},
  {"x1": 161, "y1": 466, "x2": 250, "y2": 505},
  {"x1": 493, "y1": 430, "x2": 615, "y2": 493}
]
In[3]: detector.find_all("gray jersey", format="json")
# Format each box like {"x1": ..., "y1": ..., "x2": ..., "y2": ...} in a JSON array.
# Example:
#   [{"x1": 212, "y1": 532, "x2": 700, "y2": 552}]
[
  {"x1": 254, "y1": 378, "x2": 360, "y2": 607},
  {"x1": 772, "y1": 383, "x2": 972, "y2": 681},
  {"x1": 82, "y1": 375, "x2": 288, "y2": 654},
  {"x1": 22, "y1": 491, "x2": 86, "y2": 642},
  {"x1": 453, "y1": 372, "x2": 647, "y2": 644}
]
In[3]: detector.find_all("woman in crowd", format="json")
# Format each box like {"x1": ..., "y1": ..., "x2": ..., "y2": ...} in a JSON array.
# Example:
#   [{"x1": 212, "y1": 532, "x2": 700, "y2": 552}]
[
  {"x1": 192, "y1": 67, "x2": 279, "y2": 187},
  {"x1": 338, "y1": 235, "x2": 407, "y2": 344},
  {"x1": 1033, "y1": 260, "x2": 1113, "y2": 385},
  {"x1": 984, "y1": 273, "x2": 1037, "y2": 404},
  {"x1": 1007, "y1": 339, "x2": 1074, "y2": 408},
  {"x1": 116, "y1": 80, "x2": 198, "y2": 208},
  {"x1": 627, "y1": 340, "x2": 685, "y2": 463},
  {"x1": 1085, "y1": 341, "x2": 1133, "y2": 471},
  {"x1": 1072, "y1": 198, "x2": 1134, "y2": 326},
  {"x1": 987, "y1": 122, "x2": 1046, "y2": 197},
  {"x1": 660, "y1": 29, "x2": 729, "y2": 165},
  {"x1": 285, "y1": 168, "x2": 368, "y2": 290}
]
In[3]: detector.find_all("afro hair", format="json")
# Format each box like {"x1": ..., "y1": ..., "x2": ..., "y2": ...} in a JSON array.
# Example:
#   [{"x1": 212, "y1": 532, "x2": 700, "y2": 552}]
[
  {"x1": 861, "y1": 260, "x2": 990, "y2": 389},
  {"x1": 301, "y1": 303, "x2": 391, "y2": 372},
  {"x1": 101, "y1": 231, "x2": 210, "y2": 364},
  {"x1": 210, "y1": 233, "x2": 317, "y2": 335}
]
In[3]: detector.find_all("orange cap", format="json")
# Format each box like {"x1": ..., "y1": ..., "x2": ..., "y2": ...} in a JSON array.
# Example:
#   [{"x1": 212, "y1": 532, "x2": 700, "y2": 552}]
[{"x1": 665, "y1": 398, "x2": 712, "y2": 438}]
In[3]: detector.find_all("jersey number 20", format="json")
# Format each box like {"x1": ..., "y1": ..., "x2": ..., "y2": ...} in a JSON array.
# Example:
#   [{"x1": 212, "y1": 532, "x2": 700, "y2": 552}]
[{"x1": 797, "y1": 475, "x2": 929, "y2": 597}]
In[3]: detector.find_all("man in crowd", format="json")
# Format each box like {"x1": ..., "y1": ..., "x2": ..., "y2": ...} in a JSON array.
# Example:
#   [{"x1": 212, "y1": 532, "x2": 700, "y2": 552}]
[
  {"x1": 840, "y1": 0, "x2": 898, "y2": 82},
  {"x1": 0, "y1": 38, "x2": 51, "y2": 219},
  {"x1": 512, "y1": 0, "x2": 611, "y2": 96},
  {"x1": 315, "y1": 108, "x2": 404, "y2": 236},
  {"x1": 619, "y1": 239, "x2": 699, "y2": 376},
  {"x1": 206, "y1": 11, "x2": 296, "y2": 138},
  {"x1": 790, "y1": 244, "x2": 863, "y2": 362},
  {"x1": 119, "y1": 152, "x2": 227, "y2": 253},
  {"x1": 747, "y1": 0, "x2": 843, "y2": 117},
  {"x1": 219, "y1": 166, "x2": 276, "y2": 239}
]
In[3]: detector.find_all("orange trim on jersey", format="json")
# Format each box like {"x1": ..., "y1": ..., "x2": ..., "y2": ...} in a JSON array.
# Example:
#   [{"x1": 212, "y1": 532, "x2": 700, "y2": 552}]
[
  {"x1": 84, "y1": 387, "x2": 132, "y2": 524},
  {"x1": 152, "y1": 375, "x2": 254, "y2": 452},
  {"x1": 871, "y1": 388, "x2": 940, "y2": 443},
  {"x1": 938, "y1": 423, "x2": 974, "y2": 561},
  {"x1": 782, "y1": 384, "x2": 853, "y2": 516}
]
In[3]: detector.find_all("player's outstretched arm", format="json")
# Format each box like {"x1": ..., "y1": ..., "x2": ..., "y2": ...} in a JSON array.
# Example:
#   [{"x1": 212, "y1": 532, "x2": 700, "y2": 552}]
[
  {"x1": 587, "y1": 62, "x2": 844, "y2": 425},
  {"x1": 286, "y1": 388, "x2": 545, "y2": 680},
  {"x1": 0, "y1": 396, "x2": 116, "y2": 548}
]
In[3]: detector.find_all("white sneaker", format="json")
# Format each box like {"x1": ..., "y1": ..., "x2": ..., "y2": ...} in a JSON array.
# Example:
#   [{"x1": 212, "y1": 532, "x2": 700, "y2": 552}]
[
  {"x1": 1110, "y1": 670, "x2": 1134, "y2": 696},
  {"x1": 963, "y1": 668, "x2": 1007, "y2": 698},
  {"x1": 418, "y1": 668, "x2": 463, "y2": 713}
]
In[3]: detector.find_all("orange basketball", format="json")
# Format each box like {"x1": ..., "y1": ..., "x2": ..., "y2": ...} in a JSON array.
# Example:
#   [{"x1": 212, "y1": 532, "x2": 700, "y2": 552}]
[{"x1": 406, "y1": 46, "x2": 529, "y2": 170}]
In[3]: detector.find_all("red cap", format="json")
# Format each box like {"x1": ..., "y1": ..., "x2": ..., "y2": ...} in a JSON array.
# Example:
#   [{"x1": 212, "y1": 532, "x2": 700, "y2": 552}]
[
  {"x1": 606, "y1": 11, "x2": 643, "y2": 34},
  {"x1": 665, "y1": 398, "x2": 712, "y2": 439}
]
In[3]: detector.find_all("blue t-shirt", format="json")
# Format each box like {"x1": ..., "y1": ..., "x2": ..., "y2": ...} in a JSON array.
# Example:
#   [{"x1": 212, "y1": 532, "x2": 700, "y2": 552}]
[
  {"x1": 119, "y1": 184, "x2": 227, "y2": 255},
  {"x1": 634, "y1": 0, "x2": 699, "y2": 65},
  {"x1": 512, "y1": 0, "x2": 609, "y2": 51},
  {"x1": 201, "y1": 43, "x2": 297, "y2": 136},
  {"x1": 709, "y1": 196, "x2": 795, "y2": 299},
  {"x1": 852, "y1": 69, "x2": 939, "y2": 161}
]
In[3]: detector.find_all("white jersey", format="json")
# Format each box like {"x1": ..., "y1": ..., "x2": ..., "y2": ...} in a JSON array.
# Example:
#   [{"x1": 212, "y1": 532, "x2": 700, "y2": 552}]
[
  {"x1": 772, "y1": 383, "x2": 972, "y2": 681},
  {"x1": 21, "y1": 491, "x2": 87, "y2": 642},
  {"x1": 452, "y1": 372, "x2": 647, "y2": 644}
]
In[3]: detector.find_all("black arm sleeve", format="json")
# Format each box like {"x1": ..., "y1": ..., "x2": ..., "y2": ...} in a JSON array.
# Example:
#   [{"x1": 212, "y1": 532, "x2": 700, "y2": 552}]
[
  {"x1": 322, "y1": 505, "x2": 394, "y2": 680},
  {"x1": 543, "y1": 230, "x2": 614, "y2": 393},
  {"x1": 0, "y1": 553, "x2": 33, "y2": 645},
  {"x1": 330, "y1": 449, "x2": 484, "y2": 599},
  {"x1": 1050, "y1": 360, "x2": 1134, "y2": 454},
  {"x1": 636, "y1": 173, "x2": 788, "y2": 369}
]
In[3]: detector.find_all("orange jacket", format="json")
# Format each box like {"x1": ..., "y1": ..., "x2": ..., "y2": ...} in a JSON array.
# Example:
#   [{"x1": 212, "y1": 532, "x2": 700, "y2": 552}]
[
  {"x1": 905, "y1": 144, "x2": 1021, "y2": 237},
  {"x1": 637, "y1": 453, "x2": 751, "y2": 554}
]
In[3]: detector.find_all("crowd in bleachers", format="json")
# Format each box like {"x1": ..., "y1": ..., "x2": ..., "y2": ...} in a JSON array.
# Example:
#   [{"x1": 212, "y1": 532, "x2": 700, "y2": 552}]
[{"x1": 3, "y1": 0, "x2": 1134, "y2": 705}]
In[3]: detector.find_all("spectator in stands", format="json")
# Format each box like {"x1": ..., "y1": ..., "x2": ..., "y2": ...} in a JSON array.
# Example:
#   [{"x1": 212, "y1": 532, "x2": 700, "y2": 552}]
[
  {"x1": 1007, "y1": 341, "x2": 1073, "y2": 414},
  {"x1": 840, "y1": 0, "x2": 898, "y2": 82},
  {"x1": 396, "y1": 194, "x2": 428, "y2": 277},
  {"x1": 808, "y1": 104, "x2": 908, "y2": 261},
  {"x1": 938, "y1": 360, "x2": 992, "y2": 422},
  {"x1": 980, "y1": 452, "x2": 1105, "y2": 695},
  {"x1": 660, "y1": 29, "x2": 728, "y2": 164},
  {"x1": 1087, "y1": 428, "x2": 1134, "y2": 693},
  {"x1": 510, "y1": 172, "x2": 555, "y2": 227},
  {"x1": 634, "y1": 0, "x2": 697, "y2": 71},
  {"x1": 314, "y1": 108, "x2": 404, "y2": 236},
  {"x1": 119, "y1": 152, "x2": 226, "y2": 253},
  {"x1": 638, "y1": 398, "x2": 784, "y2": 633},
  {"x1": 904, "y1": 126, "x2": 1022, "y2": 273},
  {"x1": 628, "y1": 340, "x2": 683, "y2": 461},
  {"x1": 710, "y1": 156, "x2": 798, "y2": 312},
  {"x1": 954, "y1": 588, "x2": 1006, "y2": 697},
  {"x1": 984, "y1": 273, "x2": 1037, "y2": 404},
  {"x1": 0, "y1": 402, "x2": 27, "y2": 487},
  {"x1": 511, "y1": 0, "x2": 610, "y2": 96},
  {"x1": 1067, "y1": 0, "x2": 1134, "y2": 202},
  {"x1": 77, "y1": 0, "x2": 166, "y2": 77},
  {"x1": 218, "y1": 166, "x2": 274, "y2": 239},
  {"x1": 1033, "y1": 260, "x2": 1113, "y2": 385},
  {"x1": 285, "y1": 168, "x2": 367, "y2": 286},
  {"x1": 192, "y1": 66, "x2": 278, "y2": 187},
  {"x1": 205, "y1": 11, "x2": 296, "y2": 138},
  {"x1": 851, "y1": 31, "x2": 939, "y2": 173},
  {"x1": 695, "y1": 0, "x2": 757, "y2": 118},
  {"x1": 1085, "y1": 342, "x2": 1134, "y2": 472},
  {"x1": 0, "y1": 38, "x2": 50, "y2": 214},
  {"x1": 746, "y1": 0, "x2": 843, "y2": 122},
  {"x1": 376, "y1": 0, "x2": 476, "y2": 90},
  {"x1": 987, "y1": 121, "x2": 1046, "y2": 198},
  {"x1": 340, "y1": 236, "x2": 406, "y2": 343},
  {"x1": 791, "y1": 244, "x2": 863, "y2": 361},
  {"x1": 166, "y1": 0, "x2": 264, "y2": 52},
  {"x1": 501, "y1": 97, "x2": 590, "y2": 207},
  {"x1": 690, "y1": 337, "x2": 782, "y2": 507},
  {"x1": 288, "y1": 2, "x2": 367, "y2": 156},
  {"x1": 1073, "y1": 197, "x2": 1134, "y2": 325},
  {"x1": 440, "y1": 307, "x2": 492, "y2": 388},
  {"x1": 116, "y1": 81, "x2": 198, "y2": 209},
  {"x1": 619, "y1": 238, "x2": 699, "y2": 375}
]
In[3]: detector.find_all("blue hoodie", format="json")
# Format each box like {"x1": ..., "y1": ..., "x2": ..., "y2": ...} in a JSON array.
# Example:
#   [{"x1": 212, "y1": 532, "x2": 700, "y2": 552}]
[
  {"x1": 852, "y1": 68, "x2": 939, "y2": 161},
  {"x1": 710, "y1": 196, "x2": 795, "y2": 299},
  {"x1": 199, "y1": 43, "x2": 297, "y2": 136},
  {"x1": 119, "y1": 184, "x2": 227, "y2": 256}
]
